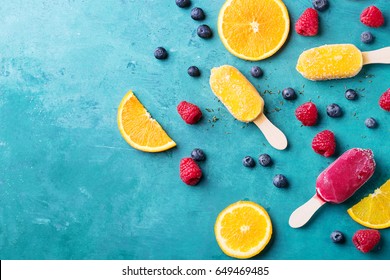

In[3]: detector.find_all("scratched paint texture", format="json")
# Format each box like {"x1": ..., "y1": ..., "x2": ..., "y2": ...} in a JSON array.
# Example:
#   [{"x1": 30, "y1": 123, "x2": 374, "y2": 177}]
[{"x1": 0, "y1": 0, "x2": 389, "y2": 259}]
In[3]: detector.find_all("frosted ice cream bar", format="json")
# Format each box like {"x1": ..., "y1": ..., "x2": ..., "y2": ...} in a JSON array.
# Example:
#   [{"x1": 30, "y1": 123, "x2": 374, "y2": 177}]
[
  {"x1": 316, "y1": 148, "x2": 376, "y2": 203},
  {"x1": 296, "y1": 44, "x2": 362, "y2": 80},
  {"x1": 289, "y1": 148, "x2": 376, "y2": 228},
  {"x1": 296, "y1": 44, "x2": 390, "y2": 81},
  {"x1": 209, "y1": 65, "x2": 287, "y2": 150},
  {"x1": 210, "y1": 65, "x2": 264, "y2": 122}
]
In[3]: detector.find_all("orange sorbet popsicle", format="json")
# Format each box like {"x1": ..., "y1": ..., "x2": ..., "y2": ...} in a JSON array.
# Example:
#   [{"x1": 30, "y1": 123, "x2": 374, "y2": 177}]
[
  {"x1": 296, "y1": 44, "x2": 390, "y2": 81},
  {"x1": 210, "y1": 65, "x2": 287, "y2": 150},
  {"x1": 296, "y1": 44, "x2": 363, "y2": 80},
  {"x1": 210, "y1": 65, "x2": 264, "y2": 122}
]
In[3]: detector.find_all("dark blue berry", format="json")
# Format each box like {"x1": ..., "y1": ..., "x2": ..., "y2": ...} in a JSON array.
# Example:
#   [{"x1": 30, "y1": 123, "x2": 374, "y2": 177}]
[
  {"x1": 258, "y1": 154, "x2": 272, "y2": 167},
  {"x1": 273, "y1": 174, "x2": 288, "y2": 188},
  {"x1": 187, "y1": 66, "x2": 200, "y2": 77},
  {"x1": 282, "y1": 87, "x2": 297, "y2": 100},
  {"x1": 197, "y1": 25, "x2": 212, "y2": 39},
  {"x1": 191, "y1": 7, "x2": 205, "y2": 20},
  {"x1": 330, "y1": 231, "x2": 345, "y2": 243},
  {"x1": 191, "y1": 148, "x2": 205, "y2": 161},
  {"x1": 242, "y1": 156, "x2": 255, "y2": 168},
  {"x1": 250, "y1": 66, "x2": 263, "y2": 78},
  {"x1": 312, "y1": 0, "x2": 329, "y2": 11},
  {"x1": 154, "y1": 47, "x2": 168, "y2": 60},
  {"x1": 365, "y1": 117, "x2": 377, "y2": 128},
  {"x1": 175, "y1": 0, "x2": 191, "y2": 8},
  {"x1": 345, "y1": 89, "x2": 358, "y2": 100},
  {"x1": 361, "y1": 31, "x2": 374, "y2": 44},
  {"x1": 326, "y1": 103, "x2": 342, "y2": 118}
]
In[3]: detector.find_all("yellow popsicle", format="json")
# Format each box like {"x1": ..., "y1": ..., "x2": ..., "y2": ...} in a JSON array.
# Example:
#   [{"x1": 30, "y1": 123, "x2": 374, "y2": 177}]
[
  {"x1": 209, "y1": 65, "x2": 287, "y2": 150},
  {"x1": 296, "y1": 44, "x2": 363, "y2": 81},
  {"x1": 209, "y1": 65, "x2": 264, "y2": 122}
]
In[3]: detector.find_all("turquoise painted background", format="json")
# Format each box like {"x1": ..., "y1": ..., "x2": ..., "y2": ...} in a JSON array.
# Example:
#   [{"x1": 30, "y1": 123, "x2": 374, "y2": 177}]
[{"x1": 0, "y1": 0, "x2": 389, "y2": 260}]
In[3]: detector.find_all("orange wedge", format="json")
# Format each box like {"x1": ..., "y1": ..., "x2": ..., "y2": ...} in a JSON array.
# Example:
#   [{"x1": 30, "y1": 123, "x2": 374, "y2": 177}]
[
  {"x1": 218, "y1": 0, "x2": 290, "y2": 61},
  {"x1": 347, "y1": 179, "x2": 390, "y2": 229},
  {"x1": 117, "y1": 90, "x2": 176, "y2": 152},
  {"x1": 215, "y1": 201, "x2": 272, "y2": 259}
]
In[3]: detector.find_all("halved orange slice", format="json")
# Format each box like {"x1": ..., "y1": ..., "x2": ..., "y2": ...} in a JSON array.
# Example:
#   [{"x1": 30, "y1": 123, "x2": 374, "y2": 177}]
[
  {"x1": 218, "y1": 0, "x2": 290, "y2": 61},
  {"x1": 215, "y1": 201, "x2": 273, "y2": 259},
  {"x1": 117, "y1": 91, "x2": 176, "y2": 152},
  {"x1": 347, "y1": 179, "x2": 390, "y2": 229}
]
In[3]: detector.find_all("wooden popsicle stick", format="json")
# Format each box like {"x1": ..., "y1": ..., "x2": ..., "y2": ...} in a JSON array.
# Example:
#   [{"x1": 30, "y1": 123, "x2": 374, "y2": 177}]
[
  {"x1": 253, "y1": 114, "x2": 288, "y2": 150},
  {"x1": 362, "y1": 47, "x2": 390, "y2": 65},
  {"x1": 289, "y1": 194, "x2": 326, "y2": 228}
]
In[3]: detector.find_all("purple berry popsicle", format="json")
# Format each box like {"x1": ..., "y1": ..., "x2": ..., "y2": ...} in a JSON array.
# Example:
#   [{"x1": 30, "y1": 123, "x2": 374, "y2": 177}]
[
  {"x1": 316, "y1": 148, "x2": 375, "y2": 203},
  {"x1": 289, "y1": 148, "x2": 376, "y2": 228}
]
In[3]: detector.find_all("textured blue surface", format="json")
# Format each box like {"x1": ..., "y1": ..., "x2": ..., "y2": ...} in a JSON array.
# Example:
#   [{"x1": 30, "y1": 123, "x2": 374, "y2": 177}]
[{"x1": 0, "y1": 0, "x2": 389, "y2": 260}]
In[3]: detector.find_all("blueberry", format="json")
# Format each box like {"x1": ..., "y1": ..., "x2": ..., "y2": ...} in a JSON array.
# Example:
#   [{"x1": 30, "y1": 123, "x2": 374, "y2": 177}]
[
  {"x1": 175, "y1": 0, "x2": 191, "y2": 8},
  {"x1": 345, "y1": 89, "x2": 358, "y2": 100},
  {"x1": 312, "y1": 0, "x2": 329, "y2": 11},
  {"x1": 282, "y1": 87, "x2": 297, "y2": 100},
  {"x1": 258, "y1": 154, "x2": 272, "y2": 167},
  {"x1": 365, "y1": 117, "x2": 377, "y2": 128},
  {"x1": 273, "y1": 174, "x2": 288, "y2": 188},
  {"x1": 361, "y1": 31, "x2": 374, "y2": 44},
  {"x1": 250, "y1": 66, "x2": 263, "y2": 78},
  {"x1": 191, "y1": 7, "x2": 205, "y2": 20},
  {"x1": 187, "y1": 66, "x2": 200, "y2": 77},
  {"x1": 242, "y1": 156, "x2": 255, "y2": 168},
  {"x1": 154, "y1": 47, "x2": 168, "y2": 60},
  {"x1": 330, "y1": 231, "x2": 345, "y2": 243},
  {"x1": 197, "y1": 24, "x2": 212, "y2": 39},
  {"x1": 191, "y1": 148, "x2": 205, "y2": 161},
  {"x1": 326, "y1": 103, "x2": 342, "y2": 118}
]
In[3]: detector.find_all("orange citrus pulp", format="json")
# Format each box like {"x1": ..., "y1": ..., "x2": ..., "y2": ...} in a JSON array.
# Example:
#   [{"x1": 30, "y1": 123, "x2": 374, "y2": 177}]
[
  {"x1": 214, "y1": 201, "x2": 272, "y2": 259},
  {"x1": 347, "y1": 179, "x2": 390, "y2": 229},
  {"x1": 218, "y1": 0, "x2": 290, "y2": 61},
  {"x1": 117, "y1": 90, "x2": 176, "y2": 152}
]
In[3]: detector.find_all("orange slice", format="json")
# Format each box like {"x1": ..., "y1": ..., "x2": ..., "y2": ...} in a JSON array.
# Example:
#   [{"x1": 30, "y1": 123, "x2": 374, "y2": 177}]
[
  {"x1": 218, "y1": 0, "x2": 290, "y2": 61},
  {"x1": 214, "y1": 201, "x2": 272, "y2": 259},
  {"x1": 209, "y1": 65, "x2": 264, "y2": 122},
  {"x1": 117, "y1": 90, "x2": 176, "y2": 152},
  {"x1": 347, "y1": 179, "x2": 390, "y2": 229}
]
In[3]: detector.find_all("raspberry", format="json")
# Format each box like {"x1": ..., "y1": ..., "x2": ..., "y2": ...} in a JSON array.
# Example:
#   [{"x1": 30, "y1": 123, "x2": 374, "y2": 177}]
[
  {"x1": 379, "y1": 88, "x2": 390, "y2": 111},
  {"x1": 312, "y1": 130, "x2": 336, "y2": 157},
  {"x1": 352, "y1": 229, "x2": 381, "y2": 253},
  {"x1": 360, "y1": 6, "x2": 384, "y2": 28},
  {"x1": 177, "y1": 101, "x2": 202, "y2": 124},
  {"x1": 179, "y1": 158, "x2": 202, "y2": 186},
  {"x1": 295, "y1": 102, "x2": 318, "y2": 126},
  {"x1": 295, "y1": 8, "x2": 319, "y2": 36}
]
